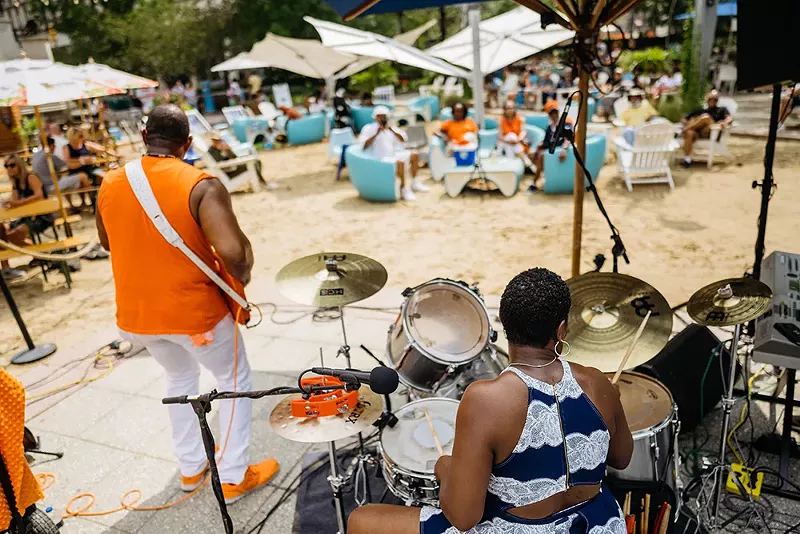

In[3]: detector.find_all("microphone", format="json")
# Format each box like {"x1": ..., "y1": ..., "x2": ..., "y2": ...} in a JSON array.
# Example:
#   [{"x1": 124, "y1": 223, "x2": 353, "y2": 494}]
[
  {"x1": 310, "y1": 366, "x2": 399, "y2": 395},
  {"x1": 549, "y1": 98, "x2": 572, "y2": 154}
]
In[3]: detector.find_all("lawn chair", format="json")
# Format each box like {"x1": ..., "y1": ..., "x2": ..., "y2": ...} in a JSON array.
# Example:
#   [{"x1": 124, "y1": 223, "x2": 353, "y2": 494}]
[
  {"x1": 613, "y1": 121, "x2": 679, "y2": 191},
  {"x1": 689, "y1": 97, "x2": 738, "y2": 168},
  {"x1": 258, "y1": 101, "x2": 280, "y2": 125},
  {"x1": 185, "y1": 109, "x2": 255, "y2": 158},
  {"x1": 222, "y1": 105, "x2": 270, "y2": 146},
  {"x1": 191, "y1": 136, "x2": 261, "y2": 193},
  {"x1": 442, "y1": 77, "x2": 464, "y2": 98},
  {"x1": 329, "y1": 127, "x2": 356, "y2": 164},
  {"x1": 419, "y1": 76, "x2": 445, "y2": 96},
  {"x1": 715, "y1": 64, "x2": 737, "y2": 95},
  {"x1": 374, "y1": 85, "x2": 396, "y2": 106},
  {"x1": 405, "y1": 124, "x2": 429, "y2": 166}
]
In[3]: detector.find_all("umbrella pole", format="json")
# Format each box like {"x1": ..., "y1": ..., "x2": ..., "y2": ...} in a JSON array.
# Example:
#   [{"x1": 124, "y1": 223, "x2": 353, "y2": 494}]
[
  {"x1": 468, "y1": 4, "x2": 485, "y2": 127},
  {"x1": 34, "y1": 107, "x2": 72, "y2": 238},
  {"x1": 11, "y1": 106, "x2": 29, "y2": 158},
  {"x1": 571, "y1": 72, "x2": 589, "y2": 277}
]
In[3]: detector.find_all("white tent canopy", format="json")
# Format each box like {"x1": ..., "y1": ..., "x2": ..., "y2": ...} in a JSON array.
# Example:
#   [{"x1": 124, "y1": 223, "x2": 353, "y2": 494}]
[
  {"x1": 426, "y1": 7, "x2": 574, "y2": 75},
  {"x1": 334, "y1": 18, "x2": 437, "y2": 79},
  {"x1": 304, "y1": 16, "x2": 470, "y2": 79},
  {"x1": 248, "y1": 33, "x2": 357, "y2": 80},
  {"x1": 211, "y1": 52, "x2": 270, "y2": 73}
]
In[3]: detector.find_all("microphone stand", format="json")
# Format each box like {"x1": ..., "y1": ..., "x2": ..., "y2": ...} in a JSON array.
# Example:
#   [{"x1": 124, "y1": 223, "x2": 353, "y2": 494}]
[
  {"x1": 563, "y1": 129, "x2": 630, "y2": 273},
  {"x1": 162, "y1": 385, "x2": 345, "y2": 534}
]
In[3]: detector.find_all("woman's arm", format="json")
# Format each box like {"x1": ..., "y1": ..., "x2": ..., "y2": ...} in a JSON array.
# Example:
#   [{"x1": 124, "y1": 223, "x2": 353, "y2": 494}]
[
  {"x1": 7, "y1": 175, "x2": 45, "y2": 208},
  {"x1": 63, "y1": 145, "x2": 83, "y2": 170},
  {"x1": 437, "y1": 382, "x2": 497, "y2": 531}
]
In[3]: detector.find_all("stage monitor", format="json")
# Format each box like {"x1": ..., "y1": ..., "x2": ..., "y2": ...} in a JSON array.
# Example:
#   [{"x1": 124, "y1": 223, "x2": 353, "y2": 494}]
[{"x1": 737, "y1": 0, "x2": 800, "y2": 90}]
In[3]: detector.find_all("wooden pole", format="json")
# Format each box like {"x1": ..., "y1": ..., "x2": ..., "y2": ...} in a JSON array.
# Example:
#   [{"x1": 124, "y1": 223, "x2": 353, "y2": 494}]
[
  {"x1": 33, "y1": 106, "x2": 72, "y2": 237},
  {"x1": 11, "y1": 106, "x2": 29, "y2": 157},
  {"x1": 571, "y1": 71, "x2": 590, "y2": 277}
]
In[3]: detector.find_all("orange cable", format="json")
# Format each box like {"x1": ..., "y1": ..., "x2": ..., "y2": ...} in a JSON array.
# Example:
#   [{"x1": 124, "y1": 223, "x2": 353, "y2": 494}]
[{"x1": 37, "y1": 305, "x2": 252, "y2": 519}]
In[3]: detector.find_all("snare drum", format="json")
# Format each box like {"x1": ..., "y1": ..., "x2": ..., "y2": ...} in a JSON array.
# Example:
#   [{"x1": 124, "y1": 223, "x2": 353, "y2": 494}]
[
  {"x1": 379, "y1": 398, "x2": 459, "y2": 506},
  {"x1": 607, "y1": 372, "x2": 680, "y2": 493},
  {"x1": 387, "y1": 279, "x2": 493, "y2": 393}
]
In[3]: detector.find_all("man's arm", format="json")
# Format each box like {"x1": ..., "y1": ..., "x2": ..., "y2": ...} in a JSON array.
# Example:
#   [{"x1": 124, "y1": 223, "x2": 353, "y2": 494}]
[
  {"x1": 96, "y1": 204, "x2": 110, "y2": 251},
  {"x1": 361, "y1": 125, "x2": 383, "y2": 149},
  {"x1": 191, "y1": 178, "x2": 254, "y2": 286},
  {"x1": 389, "y1": 126, "x2": 406, "y2": 143}
]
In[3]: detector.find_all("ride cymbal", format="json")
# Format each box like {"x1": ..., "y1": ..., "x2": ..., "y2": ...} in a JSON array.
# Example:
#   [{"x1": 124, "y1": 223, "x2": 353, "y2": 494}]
[
  {"x1": 564, "y1": 272, "x2": 673, "y2": 373},
  {"x1": 275, "y1": 252, "x2": 388, "y2": 307},
  {"x1": 687, "y1": 277, "x2": 772, "y2": 327},
  {"x1": 269, "y1": 388, "x2": 384, "y2": 443}
]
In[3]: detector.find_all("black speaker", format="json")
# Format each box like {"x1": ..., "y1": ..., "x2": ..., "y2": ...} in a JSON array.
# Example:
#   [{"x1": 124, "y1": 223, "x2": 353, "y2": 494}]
[
  {"x1": 737, "y1": 0, "x2": 800, "y2": 90},
  {"x1": 634, "y1": 324, "x2": 733, "y2": 433}
]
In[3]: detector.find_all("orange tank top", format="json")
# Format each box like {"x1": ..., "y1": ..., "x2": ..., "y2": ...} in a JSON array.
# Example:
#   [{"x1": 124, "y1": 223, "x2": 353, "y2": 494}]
[
  {"x1": 501, "y1": 115, "x2": 523, "y2": 137},
  {"x1": 98, "y1": 156, "x2": 229, "y2": 335}
]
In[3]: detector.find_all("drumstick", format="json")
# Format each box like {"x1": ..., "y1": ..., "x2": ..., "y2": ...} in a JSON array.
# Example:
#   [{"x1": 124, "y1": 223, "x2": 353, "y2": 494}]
[
  {"x1": 644, "y1": 494, "x2": 650, "y2": 534},
  {"x1": 612, "y1": 310, "x2": 652, "y2": 385},
  {"x1": 657, "y1": 504, "x2": 671, "y2": 534},
  {"x1": 423, "y1": 408, "x2": 444, "y2": 456},
  {"x1": 623, "y1": 492, "x2": 631, "y2": 515}
]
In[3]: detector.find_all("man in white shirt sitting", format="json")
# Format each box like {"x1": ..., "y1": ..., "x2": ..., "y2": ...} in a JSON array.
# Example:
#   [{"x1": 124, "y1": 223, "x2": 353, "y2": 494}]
[{"x1": 359, "y1": 106, "x2": 427, "y2": 201}]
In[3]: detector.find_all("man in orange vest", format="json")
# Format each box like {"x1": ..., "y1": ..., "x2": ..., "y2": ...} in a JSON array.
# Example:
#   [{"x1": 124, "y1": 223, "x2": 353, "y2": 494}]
[{"x1": 96, "y1": 104, "x2": 278, "y2": 505}]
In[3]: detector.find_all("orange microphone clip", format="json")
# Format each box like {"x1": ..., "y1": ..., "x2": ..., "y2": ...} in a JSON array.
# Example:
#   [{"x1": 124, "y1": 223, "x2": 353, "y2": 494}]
[{"x1": 290, "y1": 376, "x2": 359, "y2": 418}]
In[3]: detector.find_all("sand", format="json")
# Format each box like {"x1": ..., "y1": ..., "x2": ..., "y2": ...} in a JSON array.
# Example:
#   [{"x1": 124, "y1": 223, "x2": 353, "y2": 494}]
[{"x1": 2, "y1": 132, "x2": 800, "y2": 366}]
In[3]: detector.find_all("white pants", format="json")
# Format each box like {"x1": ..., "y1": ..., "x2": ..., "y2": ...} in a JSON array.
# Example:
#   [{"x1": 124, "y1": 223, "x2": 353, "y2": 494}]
[
  {"x1": 498, "y1": 132, "x2": 526, "y2": 158},
  {"x1": 121, "y1": 314, "x2": 251, "y2": 484}
]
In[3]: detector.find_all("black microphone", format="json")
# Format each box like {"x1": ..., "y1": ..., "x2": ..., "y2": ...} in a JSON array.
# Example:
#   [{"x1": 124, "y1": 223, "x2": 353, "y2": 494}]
[
  {"x1": 549, "y1": 99, "x2": 572, "y2": 154},
  {"x1": 310, "y1": 366, "x2": 399, "y2": 395}
]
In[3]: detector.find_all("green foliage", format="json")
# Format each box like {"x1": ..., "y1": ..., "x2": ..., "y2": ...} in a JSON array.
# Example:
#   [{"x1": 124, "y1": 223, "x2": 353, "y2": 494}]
[
  {"x1": 617, "y1": 48, "x2": 677, "y2": 74},
  {"x1": 350, "y1": 63, "x2": 399, "y2": 93},
  {"x1": 657, "y1": 95, "x2": 684, "y2": 123},
  {"x1": 12, "y1": 118, "x2": 39, "y2": 148},
  {"x1": 680, "y1": 18, "x2": 707, "y2": 113}
]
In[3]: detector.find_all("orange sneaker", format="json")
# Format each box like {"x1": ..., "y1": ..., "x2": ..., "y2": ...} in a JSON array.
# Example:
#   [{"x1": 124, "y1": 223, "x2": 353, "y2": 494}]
[
  {"x1": 221, "y1": 459, "x2": 280, "y2": 504},
  {"x1": 181, "y1": 445, "x2": 220, "y2": 492}
]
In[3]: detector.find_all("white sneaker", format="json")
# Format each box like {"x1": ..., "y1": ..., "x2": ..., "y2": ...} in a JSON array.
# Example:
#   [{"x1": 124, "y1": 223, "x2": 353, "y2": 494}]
[
  {"x1": 402, "y1": 187, "x2": 417, "y2": 201},
  {"x1": 2, "y1": 268, "x2": 25, "y2": 280},
  {"x1": 411, "y1": 179, "x2": 429, "y2": 192}
]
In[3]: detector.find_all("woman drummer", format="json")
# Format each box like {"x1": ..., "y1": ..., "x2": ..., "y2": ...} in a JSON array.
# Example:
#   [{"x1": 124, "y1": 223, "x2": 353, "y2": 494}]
[{"x1": 348, "y1": 267, "x2": 633, "y2": 534}]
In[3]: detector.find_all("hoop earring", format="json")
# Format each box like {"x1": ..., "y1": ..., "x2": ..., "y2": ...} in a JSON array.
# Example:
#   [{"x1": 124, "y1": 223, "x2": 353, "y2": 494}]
[{"x1": 554, "y1": 339, "x2": 570, "y2": 358}]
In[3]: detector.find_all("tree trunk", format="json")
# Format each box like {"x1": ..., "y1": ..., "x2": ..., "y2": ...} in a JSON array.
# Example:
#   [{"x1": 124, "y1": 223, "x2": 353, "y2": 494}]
[
  {"x1": 397, "y1": 11, "x2": 404, "y2": 33},
  {"x1": 439, "y1": 6, "x2": 447, "y2": 42}
]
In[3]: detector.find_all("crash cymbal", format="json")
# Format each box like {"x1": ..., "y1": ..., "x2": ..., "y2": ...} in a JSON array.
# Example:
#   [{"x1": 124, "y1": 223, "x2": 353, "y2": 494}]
[
  {"x1": 275, "y1": 252, "x2": 388, "y2": 307},
  {"x1": 564, "y1": 272, "x2": 673, "y2": 373},
  {"x1": 269, "y1": 387, "x2": 384, "y2": 443},
  {"x1": 687, "y1": 277, "x2": 772, "y2": 327}
]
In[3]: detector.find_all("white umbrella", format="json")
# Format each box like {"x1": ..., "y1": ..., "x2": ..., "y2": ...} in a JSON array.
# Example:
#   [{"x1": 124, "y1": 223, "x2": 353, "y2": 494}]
[
  {"x1": 334, "y1": 18, "x2": 437, "y2": 79},
  {"x1": 304, "y1": 16, "x2": 470, "y2": 79},
  {"x1": 248, "y1": 33, "x2": 357, "y2": 79},
  {"x1": 426, "y1": 7, "x2": 574, "y2": 75},
  {"x1": 211, "y1": 52, "x2": 270, "y2": 73},
  {"x1": 75, "y1": 58, "x2": 158, "y2": 90}
]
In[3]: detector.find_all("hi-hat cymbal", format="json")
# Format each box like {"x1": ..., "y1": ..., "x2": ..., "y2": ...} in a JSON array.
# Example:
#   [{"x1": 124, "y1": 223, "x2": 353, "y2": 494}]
[
  {"x1": 687, "y1": 277, "x2": 772, "y2": 327},
  {"x1": 269, "y1": 388, "x2": 384, "y2": 443},
  {"x1": 565, "y1": 272, "x2": 673, "y2": 373},
  {"x1": 275, "y1": 252, "x2": 388, "y2": 307}
]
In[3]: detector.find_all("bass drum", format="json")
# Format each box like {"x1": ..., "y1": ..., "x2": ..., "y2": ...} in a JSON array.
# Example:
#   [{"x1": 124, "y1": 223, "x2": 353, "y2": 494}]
[
  {"x1": 410, "y1": 345, "x2": 508, "y2": 400},
  {"x1": 379, "y1": 398, "x2": 459, "y2": 506},
  {"x1": 387, "y1": 279, "x2": 493, "y2": 393},
  {"x1": 607, "y1": 371, "x2": 680, "y2": 495}
]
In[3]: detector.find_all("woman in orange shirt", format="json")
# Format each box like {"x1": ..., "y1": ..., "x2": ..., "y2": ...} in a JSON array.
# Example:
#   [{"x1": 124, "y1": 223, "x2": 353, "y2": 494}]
[
  {"x1": 437, "y1": 102, "x2": 478, "y2": 147},
  {"x1": 498, "y1": 101, "x2": 536, "y2": 174}
]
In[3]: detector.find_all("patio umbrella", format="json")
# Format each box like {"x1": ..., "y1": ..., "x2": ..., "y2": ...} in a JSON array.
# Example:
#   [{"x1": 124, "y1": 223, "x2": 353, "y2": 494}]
[
  {"x1": 334, "y1": 18, "x2": 438, "y2": 79},
  {"x1": 0, "y1": 58, "x2": 124, "y2": 228},
  {"x1": 248, "y1": 33, "x2": 358, "y2": 80},
  {"x1": 426, "y1": 7, "x2": 574, "y2": 75},
  {"x1": 211, "y1": 52, "x2": 270, "y2": 73},
  {"x1": 304, "y1": 16, "x2": 470, "y2": 79}
]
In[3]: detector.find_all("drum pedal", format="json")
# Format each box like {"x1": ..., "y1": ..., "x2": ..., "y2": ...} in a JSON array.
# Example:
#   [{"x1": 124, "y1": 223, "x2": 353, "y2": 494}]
[{"x1": 725, "y1": 463, "x2": 764, "y2": 500}]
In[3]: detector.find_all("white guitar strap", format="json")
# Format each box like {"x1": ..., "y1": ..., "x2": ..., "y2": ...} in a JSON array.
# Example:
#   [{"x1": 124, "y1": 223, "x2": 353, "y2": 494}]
[{"x1": 124, "y1": 159, "x2": 249, "y2": 309}]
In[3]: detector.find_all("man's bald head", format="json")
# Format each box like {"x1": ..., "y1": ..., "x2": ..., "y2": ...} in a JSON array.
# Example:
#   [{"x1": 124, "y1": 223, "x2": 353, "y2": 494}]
[{"x1": 143, "y1": 104, "x2": 192, "y2": 157}]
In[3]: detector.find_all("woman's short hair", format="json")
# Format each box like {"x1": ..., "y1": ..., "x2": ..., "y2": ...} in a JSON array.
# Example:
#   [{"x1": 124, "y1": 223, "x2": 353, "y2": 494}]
[
  {"x1": 499, "y1": 268, "x2": 572, "y2": 348},
  {"x1": 66, "y1": 127, "x2": 84, "y2": 144}
]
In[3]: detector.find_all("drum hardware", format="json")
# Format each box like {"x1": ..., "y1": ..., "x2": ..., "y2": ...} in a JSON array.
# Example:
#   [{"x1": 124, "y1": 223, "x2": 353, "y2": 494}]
[
  {"x1": 686, "y1": 278, "x2": 772, "y2": 532},
  {"x1": 565, "y1": 272, "x2": 673, "y2": 373}
]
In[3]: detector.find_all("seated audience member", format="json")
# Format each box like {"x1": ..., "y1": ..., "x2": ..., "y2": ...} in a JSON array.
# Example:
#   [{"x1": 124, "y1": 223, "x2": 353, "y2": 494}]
[
  {"x1": 654, "y1": 64, "x2": 682, "y2": 96},
  {"x1": 333, "y1": 88, "x2": 353, "y2": 130},
  {"x1": 360, "y1": 106, "x2": 426, "y2": 201},
  {"x1": 530, "y1": 100, "x2": 572, "y2": 191},
  {"x1": 360, "y1": 92, "x2": 374, "y2": 107},
  {"x1": 63, "y1": 126, "x2": 113, "y2": 185},
  {"x1": 305, "y1": 96, "x2": 326, "y2": 114},
  {"x1": 206, "y1": 132, "x2": 276, "y2": 190},
  {"x1": 680, "y1": 90, "x2": 732, "y2": 167},
  {"x1": 346, "y1": 267, "x2": 633, "y2": 534},
  {"x1": 2, "y1": 155, "x2": 54, "y2": 279},
  {"x1": 32, "y1": 137, "x2": 93, "y2": 208},
  {"x1": 779, "y1": 85, "x2": 800, "y2": 125},
  {"x1": 436, "y1": 103, "x2": 479, "y2": 148},
  {"x1": 498, "y1": 102, "x2": 536, "y2": 174},
  {"x1": 278, "y1": 105, "x2": 303, "y2": 121},
  {"x1": 620, "y1": 89, "x2": 658, "y2": 128}
]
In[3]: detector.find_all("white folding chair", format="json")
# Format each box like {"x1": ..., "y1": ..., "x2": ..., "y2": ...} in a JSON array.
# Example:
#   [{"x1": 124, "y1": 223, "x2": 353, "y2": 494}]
[
  {"x1": 191, "y1": 136, "x2": 261, "y2": 193},
  {"x1": 419, "y1": 76, "x2": 445, "y2": 96},
  {"x1": 374, "y1": 85, "x2": 396, "y2": 105},
  {"x1": 716, "y1": 64, "x2": 737, "y2": 95},
  {"x1": 443, "y1": 77, "x2": 464, "y2": 98},
  {"x1": 690, "y1": 97, "x2": 738, "y2": 168},
  {"x1": 614, "y1": 121, "x2": 678, "y2": 191},
  {"x1": 221, "y1": 105, "x2": 250, "y2": 125}
]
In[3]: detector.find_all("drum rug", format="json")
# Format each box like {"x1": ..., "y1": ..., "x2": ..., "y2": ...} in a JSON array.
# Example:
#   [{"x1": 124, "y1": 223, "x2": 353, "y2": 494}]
[{"x1": 294, "y1": 449, "x2": 403, "y2": 534}]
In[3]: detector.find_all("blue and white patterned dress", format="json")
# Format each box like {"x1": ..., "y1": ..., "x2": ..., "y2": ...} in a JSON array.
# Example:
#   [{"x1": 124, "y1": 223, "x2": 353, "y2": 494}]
[{"x1": 420, "y1": 360, "x2": 626, "y2": 534}]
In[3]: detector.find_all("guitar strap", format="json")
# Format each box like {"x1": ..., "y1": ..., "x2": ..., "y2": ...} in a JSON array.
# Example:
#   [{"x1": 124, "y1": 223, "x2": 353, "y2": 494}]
[{"x1": 124, "y1": 160, "x2": 249, "y2": 310}]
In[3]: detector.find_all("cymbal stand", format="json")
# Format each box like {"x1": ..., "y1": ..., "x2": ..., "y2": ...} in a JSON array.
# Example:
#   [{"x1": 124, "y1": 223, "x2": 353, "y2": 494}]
[
  {"x1": 336, "y1": 306, "x2": 373, "y2": 505},
  {"x1": 327, "y1": 440, "x2": 348, "y2": 534}
]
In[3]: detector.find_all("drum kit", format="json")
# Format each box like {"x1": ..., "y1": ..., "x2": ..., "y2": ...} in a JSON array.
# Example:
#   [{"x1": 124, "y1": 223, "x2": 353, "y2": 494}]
[{"x1": 268, "y1": 252, "x2": 773, "y2": 534}]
